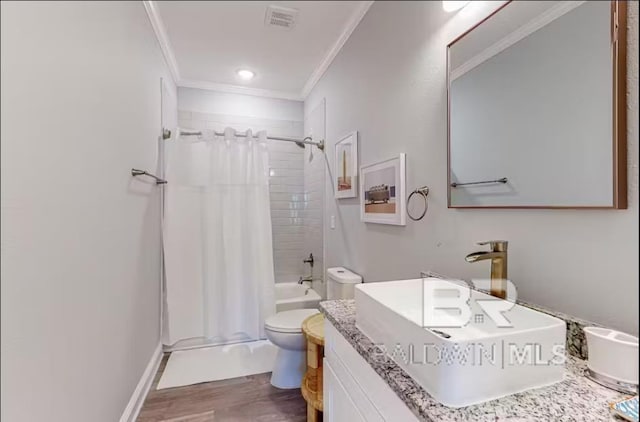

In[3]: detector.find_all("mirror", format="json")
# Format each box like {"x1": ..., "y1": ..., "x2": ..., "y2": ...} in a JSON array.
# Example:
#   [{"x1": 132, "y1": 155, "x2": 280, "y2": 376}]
[{"x1": 447, "y1": 1, "x2": 626, "y2": 209}]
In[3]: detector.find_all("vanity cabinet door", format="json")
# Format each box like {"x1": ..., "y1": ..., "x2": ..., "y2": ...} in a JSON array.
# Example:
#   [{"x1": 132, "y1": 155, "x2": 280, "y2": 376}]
[
  {"x1": 324, "y1": 360, "x2": 366, "y2": 422},
  {"x1": 324, "y1": 320, "x2": 418, "y2": 421}
]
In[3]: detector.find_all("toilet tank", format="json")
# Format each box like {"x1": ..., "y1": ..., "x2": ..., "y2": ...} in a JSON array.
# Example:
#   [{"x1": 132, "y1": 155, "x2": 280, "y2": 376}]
[{"x1": 326, "y1": 267, "x2": 362, "y2": 300}]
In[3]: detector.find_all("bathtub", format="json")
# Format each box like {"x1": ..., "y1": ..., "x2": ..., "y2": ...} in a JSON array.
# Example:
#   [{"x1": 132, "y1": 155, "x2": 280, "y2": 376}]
[{"x1": 275, "y1": 282, "x2": 321, "y2": 312}]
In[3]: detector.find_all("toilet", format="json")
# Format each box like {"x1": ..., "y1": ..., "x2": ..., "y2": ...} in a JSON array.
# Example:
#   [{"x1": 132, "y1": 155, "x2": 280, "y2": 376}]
[
  {"x1": 265, "y1": 267, "x2": 363, "y2": 389},
  {"x1": 325, "y1": 267, "x2": 363, "y2": 300}
]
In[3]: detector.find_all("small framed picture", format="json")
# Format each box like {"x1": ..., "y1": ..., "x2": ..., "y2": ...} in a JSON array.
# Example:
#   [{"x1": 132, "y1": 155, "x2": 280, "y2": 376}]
[
  {"x1": 360, "y1": 154, "x2": 406, "y2": 225},
  {"x1": 334, "y1": 131, "x2": 358, "y2": 199}
]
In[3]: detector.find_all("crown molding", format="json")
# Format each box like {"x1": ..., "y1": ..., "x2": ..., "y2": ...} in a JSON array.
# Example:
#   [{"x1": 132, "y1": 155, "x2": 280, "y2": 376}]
[
  {"x1": 178, "y1": 79, "x2": 304, "y2": 101},
  {"x1": 143, "y1": 1, "x2": 180, "y2": 82},
  {"x1": 451, "y1": 1, "x2": 585, "y2": 81},
  {"x1": 144, "y1": 0, "x2": 373, "y2": 101},
  {"x1": 301, "y1": 1, "x2": 374, "y2": 99}
]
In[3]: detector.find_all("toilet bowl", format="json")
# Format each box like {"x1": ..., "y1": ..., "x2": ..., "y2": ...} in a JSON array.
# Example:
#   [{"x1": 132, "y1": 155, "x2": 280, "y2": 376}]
[
  {"x1": 265, "y1": 308, "x2": 319, "y2": 389},
  {"x1": 265, "y1": 268, "x2": 362, "y2": 389}
]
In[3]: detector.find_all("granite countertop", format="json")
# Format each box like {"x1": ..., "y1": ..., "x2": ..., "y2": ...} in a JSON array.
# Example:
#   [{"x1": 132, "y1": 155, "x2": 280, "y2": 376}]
[{"x1": 320, "y1": 299, "x2": 629, "y2": 422}]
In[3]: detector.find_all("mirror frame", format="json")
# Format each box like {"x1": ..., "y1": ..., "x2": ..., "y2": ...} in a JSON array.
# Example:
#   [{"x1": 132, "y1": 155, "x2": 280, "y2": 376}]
[{"x1": 446, "y1": 0, "x2": 627, "y2": 209}]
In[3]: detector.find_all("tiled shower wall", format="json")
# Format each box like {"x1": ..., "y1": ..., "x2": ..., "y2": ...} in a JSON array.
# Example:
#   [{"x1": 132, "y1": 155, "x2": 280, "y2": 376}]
[
  {"x1": 303, "y1": 144, "x2": 325, "y2": 294},
  {"x1": 303, "y1": 99, "x2": 326, "y2": 297},
  {"x1": 176, "y1": 110, "x2": 308, "y2": 284}
]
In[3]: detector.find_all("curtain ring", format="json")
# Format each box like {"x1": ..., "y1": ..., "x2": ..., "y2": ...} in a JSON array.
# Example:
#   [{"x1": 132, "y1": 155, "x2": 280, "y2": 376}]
[{"x1": 407, "y1": 186, "x2": 429, "y2": 221}]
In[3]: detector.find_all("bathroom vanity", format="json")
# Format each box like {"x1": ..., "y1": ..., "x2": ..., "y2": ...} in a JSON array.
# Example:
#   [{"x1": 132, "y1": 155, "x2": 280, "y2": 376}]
[{"x1": 321, "y1": 298, "x2": 627, "y2": 421}]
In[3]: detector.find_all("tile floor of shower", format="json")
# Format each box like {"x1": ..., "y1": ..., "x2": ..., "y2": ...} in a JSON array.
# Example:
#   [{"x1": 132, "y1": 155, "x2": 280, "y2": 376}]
[{"x1": 137, "y1": 354, "x2": 306, "y2": 422}]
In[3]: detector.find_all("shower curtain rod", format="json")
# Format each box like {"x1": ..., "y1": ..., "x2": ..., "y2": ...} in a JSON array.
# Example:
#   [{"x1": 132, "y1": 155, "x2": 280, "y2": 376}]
[{"x1": 162, "y1": 128, "x2": 324, "y2": 151}]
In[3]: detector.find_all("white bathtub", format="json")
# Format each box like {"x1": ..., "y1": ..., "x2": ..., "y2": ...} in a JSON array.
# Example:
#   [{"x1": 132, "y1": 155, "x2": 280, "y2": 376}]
[{"x1": 275, "y1": 283, "x2": 321, "y2": 312}]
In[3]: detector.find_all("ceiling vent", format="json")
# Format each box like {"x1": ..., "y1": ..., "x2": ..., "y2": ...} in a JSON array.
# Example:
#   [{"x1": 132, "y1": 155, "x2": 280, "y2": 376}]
[{"x1": 264, "y1": 5, "x2": 298, "y2": 30}]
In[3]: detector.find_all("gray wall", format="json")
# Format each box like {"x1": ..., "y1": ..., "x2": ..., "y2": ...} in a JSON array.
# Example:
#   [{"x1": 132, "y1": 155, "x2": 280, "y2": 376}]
[
  {"x1": 305, "y1": 1, "x2": 639, "y2": 334},
  {"x1": 1, "y1": 2, "x2": 175, "y2": 421}
]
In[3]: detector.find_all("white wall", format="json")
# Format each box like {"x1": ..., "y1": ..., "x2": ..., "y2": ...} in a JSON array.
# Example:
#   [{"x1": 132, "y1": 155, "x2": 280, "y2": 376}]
[
  {"x1": 306, "y1": 1, "x2": 639, "y2": 334},
  {"x1": 177, "y1": 88, "x2": 307, "y2": 284},
  {"x1": 178, "y1": 87, "x2": 303, "y2": 122},
  {"x1": 1, "y1": 2, "x2": 175, "y2": 421}
]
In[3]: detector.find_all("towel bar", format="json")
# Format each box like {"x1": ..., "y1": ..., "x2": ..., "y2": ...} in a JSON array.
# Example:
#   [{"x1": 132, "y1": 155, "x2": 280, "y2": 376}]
[{"x1": 131, "y1": 168, "x2": 167, "y2": 185}]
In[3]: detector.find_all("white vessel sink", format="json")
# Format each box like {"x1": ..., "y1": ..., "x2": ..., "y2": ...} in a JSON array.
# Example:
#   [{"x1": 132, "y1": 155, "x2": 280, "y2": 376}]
[{"x1": 355, "y1": 278, "x2": 566, "y2": 408}]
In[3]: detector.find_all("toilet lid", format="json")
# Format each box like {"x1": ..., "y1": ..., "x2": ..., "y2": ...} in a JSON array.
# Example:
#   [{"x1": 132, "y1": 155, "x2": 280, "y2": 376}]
[{"x1": 265, "y1": 309, "x2": 320, "y2": 333}]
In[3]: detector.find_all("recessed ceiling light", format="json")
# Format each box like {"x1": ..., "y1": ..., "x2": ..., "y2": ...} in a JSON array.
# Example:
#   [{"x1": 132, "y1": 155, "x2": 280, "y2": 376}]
[
  {"x1": 237, "y1": 69, "x2": 255, "y2": 81},
  {"x1": 442, "y1": 1, "x2": 470, "y2": 12}
]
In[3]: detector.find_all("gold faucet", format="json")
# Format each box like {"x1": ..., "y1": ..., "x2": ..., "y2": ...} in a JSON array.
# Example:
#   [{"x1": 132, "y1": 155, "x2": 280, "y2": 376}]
[{"x1": 465, "y1": 241, "x2": 508, "y2": 299}]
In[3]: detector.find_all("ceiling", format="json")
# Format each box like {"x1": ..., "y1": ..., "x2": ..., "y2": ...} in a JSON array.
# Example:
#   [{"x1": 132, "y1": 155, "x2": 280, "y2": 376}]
[{"x1": 146, "y1": 1, "x2": 373, "y2": 100}]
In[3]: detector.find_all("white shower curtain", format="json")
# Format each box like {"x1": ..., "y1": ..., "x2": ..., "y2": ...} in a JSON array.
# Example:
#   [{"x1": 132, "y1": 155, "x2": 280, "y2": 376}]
[{"x1": 162, "y1": 128, "x2": 276, "y2": 346}]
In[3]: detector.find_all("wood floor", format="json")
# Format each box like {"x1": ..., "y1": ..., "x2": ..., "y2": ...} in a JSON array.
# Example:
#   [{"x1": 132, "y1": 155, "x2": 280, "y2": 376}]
[{"x1": 137, "y1": 354, "x2": 307, "y2": 422}]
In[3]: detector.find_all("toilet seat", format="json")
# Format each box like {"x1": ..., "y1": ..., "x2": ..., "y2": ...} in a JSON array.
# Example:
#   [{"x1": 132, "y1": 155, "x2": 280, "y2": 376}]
[{"x1": 265, "y1": 309, "x2": 319, "y2": 333}]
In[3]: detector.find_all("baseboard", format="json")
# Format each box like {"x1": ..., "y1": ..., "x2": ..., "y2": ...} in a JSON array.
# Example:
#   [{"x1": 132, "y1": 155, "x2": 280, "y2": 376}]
[{"x1": 120, "y1": 343, "x2": 163, "y2": 422}]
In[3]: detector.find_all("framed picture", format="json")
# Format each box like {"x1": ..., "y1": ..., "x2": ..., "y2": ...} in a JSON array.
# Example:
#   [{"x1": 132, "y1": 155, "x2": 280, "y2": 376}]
[
  {"x1": 334, "y1": 131, "x2": 358, "y2": 199},
  {"x1": 360, "y1": 154, "x2": 406, "y2": 225}
]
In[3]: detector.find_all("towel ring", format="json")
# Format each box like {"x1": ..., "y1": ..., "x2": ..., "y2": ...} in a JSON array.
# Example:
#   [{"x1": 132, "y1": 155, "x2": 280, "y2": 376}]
[{"x1": 407, "y1": 186, "x2": 429, "y2": 221}]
